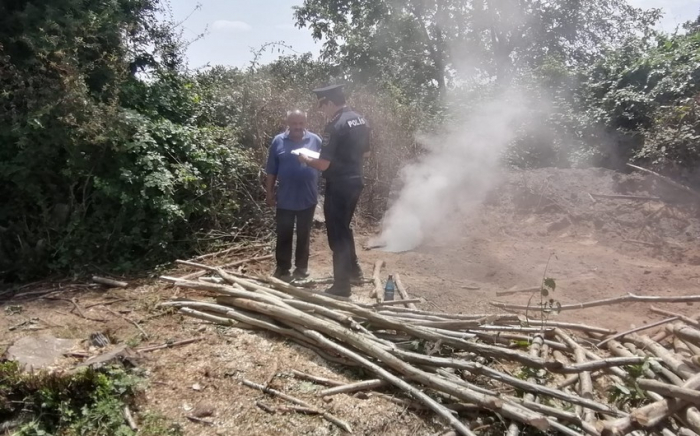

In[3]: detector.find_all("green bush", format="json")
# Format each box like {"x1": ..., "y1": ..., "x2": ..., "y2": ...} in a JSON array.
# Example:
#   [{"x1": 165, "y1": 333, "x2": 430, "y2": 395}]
[
  {"x1": 0, "y1": 361, "x2": 145, "y2": 436},
  {"x1": 0, "y1": 0, "x2": 266, "y2": 281}
]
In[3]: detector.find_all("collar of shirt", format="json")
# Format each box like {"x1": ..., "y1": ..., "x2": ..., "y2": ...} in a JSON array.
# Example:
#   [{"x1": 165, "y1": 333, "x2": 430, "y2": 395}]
[{"x1": 331, "y1": 106, "x2": 349, "y2": 122}]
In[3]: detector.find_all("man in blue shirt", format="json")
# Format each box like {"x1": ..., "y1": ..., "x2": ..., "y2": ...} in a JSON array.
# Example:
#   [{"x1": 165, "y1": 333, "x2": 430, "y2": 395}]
[{"x1": 265, "y1": 110, "x2": 322, "y2": 281}]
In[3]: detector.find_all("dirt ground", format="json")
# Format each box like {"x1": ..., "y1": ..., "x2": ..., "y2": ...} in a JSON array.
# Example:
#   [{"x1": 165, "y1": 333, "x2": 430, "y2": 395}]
[{"x1": 2, "y1": 167, "x2": 700, "y2": 435}]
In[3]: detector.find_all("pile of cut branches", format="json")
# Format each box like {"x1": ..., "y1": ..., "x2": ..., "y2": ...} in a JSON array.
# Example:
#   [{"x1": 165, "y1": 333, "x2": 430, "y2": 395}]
[{"x1": 159, "y1": 261, "x2": 700, "y2": 436}]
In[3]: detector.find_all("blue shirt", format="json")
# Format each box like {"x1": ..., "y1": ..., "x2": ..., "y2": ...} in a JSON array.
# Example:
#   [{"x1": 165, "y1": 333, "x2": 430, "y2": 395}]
[{"x1": 265, "y1": 130, "x2": 322, "y2": 211}]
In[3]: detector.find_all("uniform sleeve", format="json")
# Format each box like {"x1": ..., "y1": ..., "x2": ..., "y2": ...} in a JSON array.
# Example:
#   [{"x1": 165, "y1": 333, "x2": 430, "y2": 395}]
[
  {"x1": 319, "y1": 124, "x2": 338, "y2": 162},
  {"x1": 265, "y1": 139, "x2": 279, "y2": 175},
  {"x1": 362, "y1": 123, "x2": 371, "y2": 154},
  {"x1": 311, "y1": 134, "x2": 323, "y2": 152}
]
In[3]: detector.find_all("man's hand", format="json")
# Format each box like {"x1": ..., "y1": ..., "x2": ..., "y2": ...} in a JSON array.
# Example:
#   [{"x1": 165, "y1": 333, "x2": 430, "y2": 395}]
[
  {"x1": 298, "y1": 154, "x2": 331, "y2": 171},
  {"x1": 266, "y1": 193, "x2": 276, "y2": 208}
]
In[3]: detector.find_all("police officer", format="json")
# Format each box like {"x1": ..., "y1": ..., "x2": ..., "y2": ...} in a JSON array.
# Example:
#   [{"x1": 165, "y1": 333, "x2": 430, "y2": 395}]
[{"x1": 297, "y1": 84, "x2": 369, "y2": 297}]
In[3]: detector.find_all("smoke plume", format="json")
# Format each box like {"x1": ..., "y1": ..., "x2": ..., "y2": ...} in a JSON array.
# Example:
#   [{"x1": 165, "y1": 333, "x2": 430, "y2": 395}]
[{"x1": 375, "y1": 89, "x2": 541, "y2": 252}]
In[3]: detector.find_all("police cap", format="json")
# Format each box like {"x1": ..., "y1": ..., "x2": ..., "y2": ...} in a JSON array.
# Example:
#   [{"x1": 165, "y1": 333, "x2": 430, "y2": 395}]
[{"x1": 312, "y1": 84, "x2": 345, "y2": 106}]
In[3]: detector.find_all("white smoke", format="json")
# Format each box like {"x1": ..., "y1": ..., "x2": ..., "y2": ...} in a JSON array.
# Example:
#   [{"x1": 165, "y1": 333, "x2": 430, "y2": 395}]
[{"x1": 375, "y1": 88, "x2": 537, "y2": 252}]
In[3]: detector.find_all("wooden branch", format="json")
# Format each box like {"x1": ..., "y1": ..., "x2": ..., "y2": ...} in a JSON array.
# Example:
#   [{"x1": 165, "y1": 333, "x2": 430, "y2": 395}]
[
  {"x1": 514, "y1": 334, "x2": 543, "y2": 436},
  {"x1": 242, "y1": 379, "x2": 352, "y2": 433},
  {"x1": 675, "y1": 337, "x2": 694, "y2": 360},
  {"x1": 680, "y1": 407, "x2": 700, "y2": 435},
  {"x1": 189, "y1": 243, "x2": 267, "y2": 262},
  {"x1": 382, "y1": 307, "x2": 519, "y2": 321},
  {"x1": 627, "y1": 333, "x2": 695, "y2": 380},
  {"x1": 318, "y1": 379, "x2": 387, "y2": 397},
  {"x1": 256, "y1": 401, "x2": 276, "y2": 414},
  {"x1": 391, "y1": 348, "x2": 620, "y2": 415},
  {"x1": 102, "y1": 306, "x2": 148, "y2": 338},
  {"x1": 590, "y1": 193, "x2": 661, "y2": 201},
  {"x1": 651, "y1": 307, "x2": 700, "y2": 329},
  {"x1": 606, "y1": 340, "x2": 657, "y2": 379},
  {"x1": 370, "y1": 260, "x2": 385, "y2": 301},
  {"x1": 636, "y1": 379, "x2": 700, "y2": 404},
  {"x1": 568, "y1": 332, "x2": 595, "y2": 424},
  {"x1": 374, "y1": 298, "x2": 422, "y2": 307},
  {"x1": 290, "y1": 370, "x2": 342, "y2": 387},
  {"x1": 671, "y1": 325, "x2": 700, "y2": 348},
  {"x1": 602, "y1": 374, "x2": 700, "y2": 435},
  {"x1": 626, "y1": 163, "x2": 700, "y2": 201},
  {"x1": 186, "y1": 415, "x2": 214, "y2": 426},
  {"x1": 42, "y1": 297, "x2": 106, "y2": 322},
  {"x1": 301, "y1": 331, "x2": 476, "y2": 436},
  {"x1": 597, "y1": 317, "x2": 679, "y2": 347},
  {"x1": 259, "y1": 276, "x2": 562, "y2": 371},
  {"x1": 92, "y1": 276, "x2": 128, "y2": 288},
  {"x1": 166, "y1": 303, "x2": 320, "y2": 349},
  {"x1": 394, "y1": 273, "x2": 417, "y2": 309},
  {"x1": 229, "y1": 296, "x2": 550, "y2": 432},
  {"x1": 123, "y1": 406, "x2": 138, "y2": 431},
  {"x1": 178, "y1": 254, "x2": 272, "y2": 280},
  {"x1": 510, "y1": 319, "x2": 615, "y2": 335},
  {"x1": 495, "y1": 287, "x2": 540, "y2": 297},
  {"x1": 492, "y1": 292, "x2": 700, "y2": 312},
  {"x1": 136, "y1": 337, "x2": 203, "y2": 353}
]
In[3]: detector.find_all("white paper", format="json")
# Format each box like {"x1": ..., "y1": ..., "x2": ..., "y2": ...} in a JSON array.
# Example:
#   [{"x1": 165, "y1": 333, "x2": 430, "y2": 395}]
[{"x1": 291, "y1": 148, "x2": 320, "y2": 160}]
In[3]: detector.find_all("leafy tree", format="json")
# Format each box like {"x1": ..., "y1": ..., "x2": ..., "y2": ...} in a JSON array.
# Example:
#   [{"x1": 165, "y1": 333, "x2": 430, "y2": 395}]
[{"x1": 294, "y1": 0, "x2": 661, "y2": 97}]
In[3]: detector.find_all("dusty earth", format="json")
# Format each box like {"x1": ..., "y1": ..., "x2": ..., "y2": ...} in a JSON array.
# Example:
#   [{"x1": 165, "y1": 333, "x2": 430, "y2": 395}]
[{"x1": 2, "y1": 167, "x2": 700, "y2": 436}]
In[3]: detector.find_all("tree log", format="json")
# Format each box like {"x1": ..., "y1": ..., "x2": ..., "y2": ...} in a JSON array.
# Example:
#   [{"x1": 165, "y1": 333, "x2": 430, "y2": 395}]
[
  {"x1": 627, "y1": 333, "x2": 695, "y2": 380},
  {"x1": 636, "y1": 379, "x2": 700, "y2": 405},
  {"x1": 92, "y1": 276, "x2": 128, "y2": 288},
  {"x1": 680, "y1": 407, "x2": 700, "y2": 435},
  {"x1": 606, "y1": 340, "x2": 656, "y2": 379},
  {"x1": 602, "y1": 373, "x2": 700, "y2": 435},
  {"x1": 671, "y1": 325, "x2": 700, "y2": 348},
  {"x1": 300, "y1": 331, "x2": 476, "y2": 436},
  {"x1": 394, "y1": 273, "x2": 417, "y2": 309},
  {"x1": 230, "y1": 297, "x2": 551, "y2": 432},
  {"x1": 261, "y1": 276, "x2": 564, "y2": 371},
  {"x1": 390, "y1": 348, "x2": 620, "y2": 415},
  {"x1": 370, "y1": 260, "x2": 385, "y2": 301}
]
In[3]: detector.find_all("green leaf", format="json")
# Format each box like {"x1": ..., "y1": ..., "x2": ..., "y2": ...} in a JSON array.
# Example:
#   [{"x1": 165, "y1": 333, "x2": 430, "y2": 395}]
[{"x1": 615, "y1": 383, "x2": 631, "y2": 395}]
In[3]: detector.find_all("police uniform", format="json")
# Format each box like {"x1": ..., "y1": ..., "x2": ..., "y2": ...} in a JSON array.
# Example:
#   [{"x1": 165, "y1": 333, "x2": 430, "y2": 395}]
[{"x1": 313, "y1": 85, "x2": 370, "y2": 295}]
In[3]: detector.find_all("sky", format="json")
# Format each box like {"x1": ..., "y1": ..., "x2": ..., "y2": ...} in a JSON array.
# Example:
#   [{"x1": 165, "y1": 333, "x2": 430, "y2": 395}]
[{"x1": 168, "y1": 0, "x2": 700, "y2": 71}]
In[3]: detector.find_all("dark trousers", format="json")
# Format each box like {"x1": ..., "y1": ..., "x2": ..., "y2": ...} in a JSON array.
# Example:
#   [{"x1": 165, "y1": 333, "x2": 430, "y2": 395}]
[
  {"x1": 324, "y1": 179, "x2": 363, "y2": 287},
  {"x1": 275, "y1": 206, "x2": 315, "y2": 272}
]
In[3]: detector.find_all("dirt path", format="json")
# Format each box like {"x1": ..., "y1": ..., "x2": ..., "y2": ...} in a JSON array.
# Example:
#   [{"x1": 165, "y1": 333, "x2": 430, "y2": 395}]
[{"x1": 310, "y1": 168, "x2": 700, "y2": 331}]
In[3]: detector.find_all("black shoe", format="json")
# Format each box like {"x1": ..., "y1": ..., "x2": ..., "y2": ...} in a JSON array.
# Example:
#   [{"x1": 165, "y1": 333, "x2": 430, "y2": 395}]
[
  {"x1": 292, "y1": 268, "x2": 309, "y2": 279},
  {"x1": 324, "y1": 284, "x2": 351, "y2": 298},
  {"x1": 273, "y1": 268, "x2": 292, "y2": 282},
  {"x1": 350, "y1": 268, "x2": 364, "y2": 286}
]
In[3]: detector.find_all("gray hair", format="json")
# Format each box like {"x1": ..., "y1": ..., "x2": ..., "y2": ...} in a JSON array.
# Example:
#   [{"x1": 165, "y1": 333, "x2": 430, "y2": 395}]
[{"x1": 286, "y1": 109, "x2": 307, "y2": 118}]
